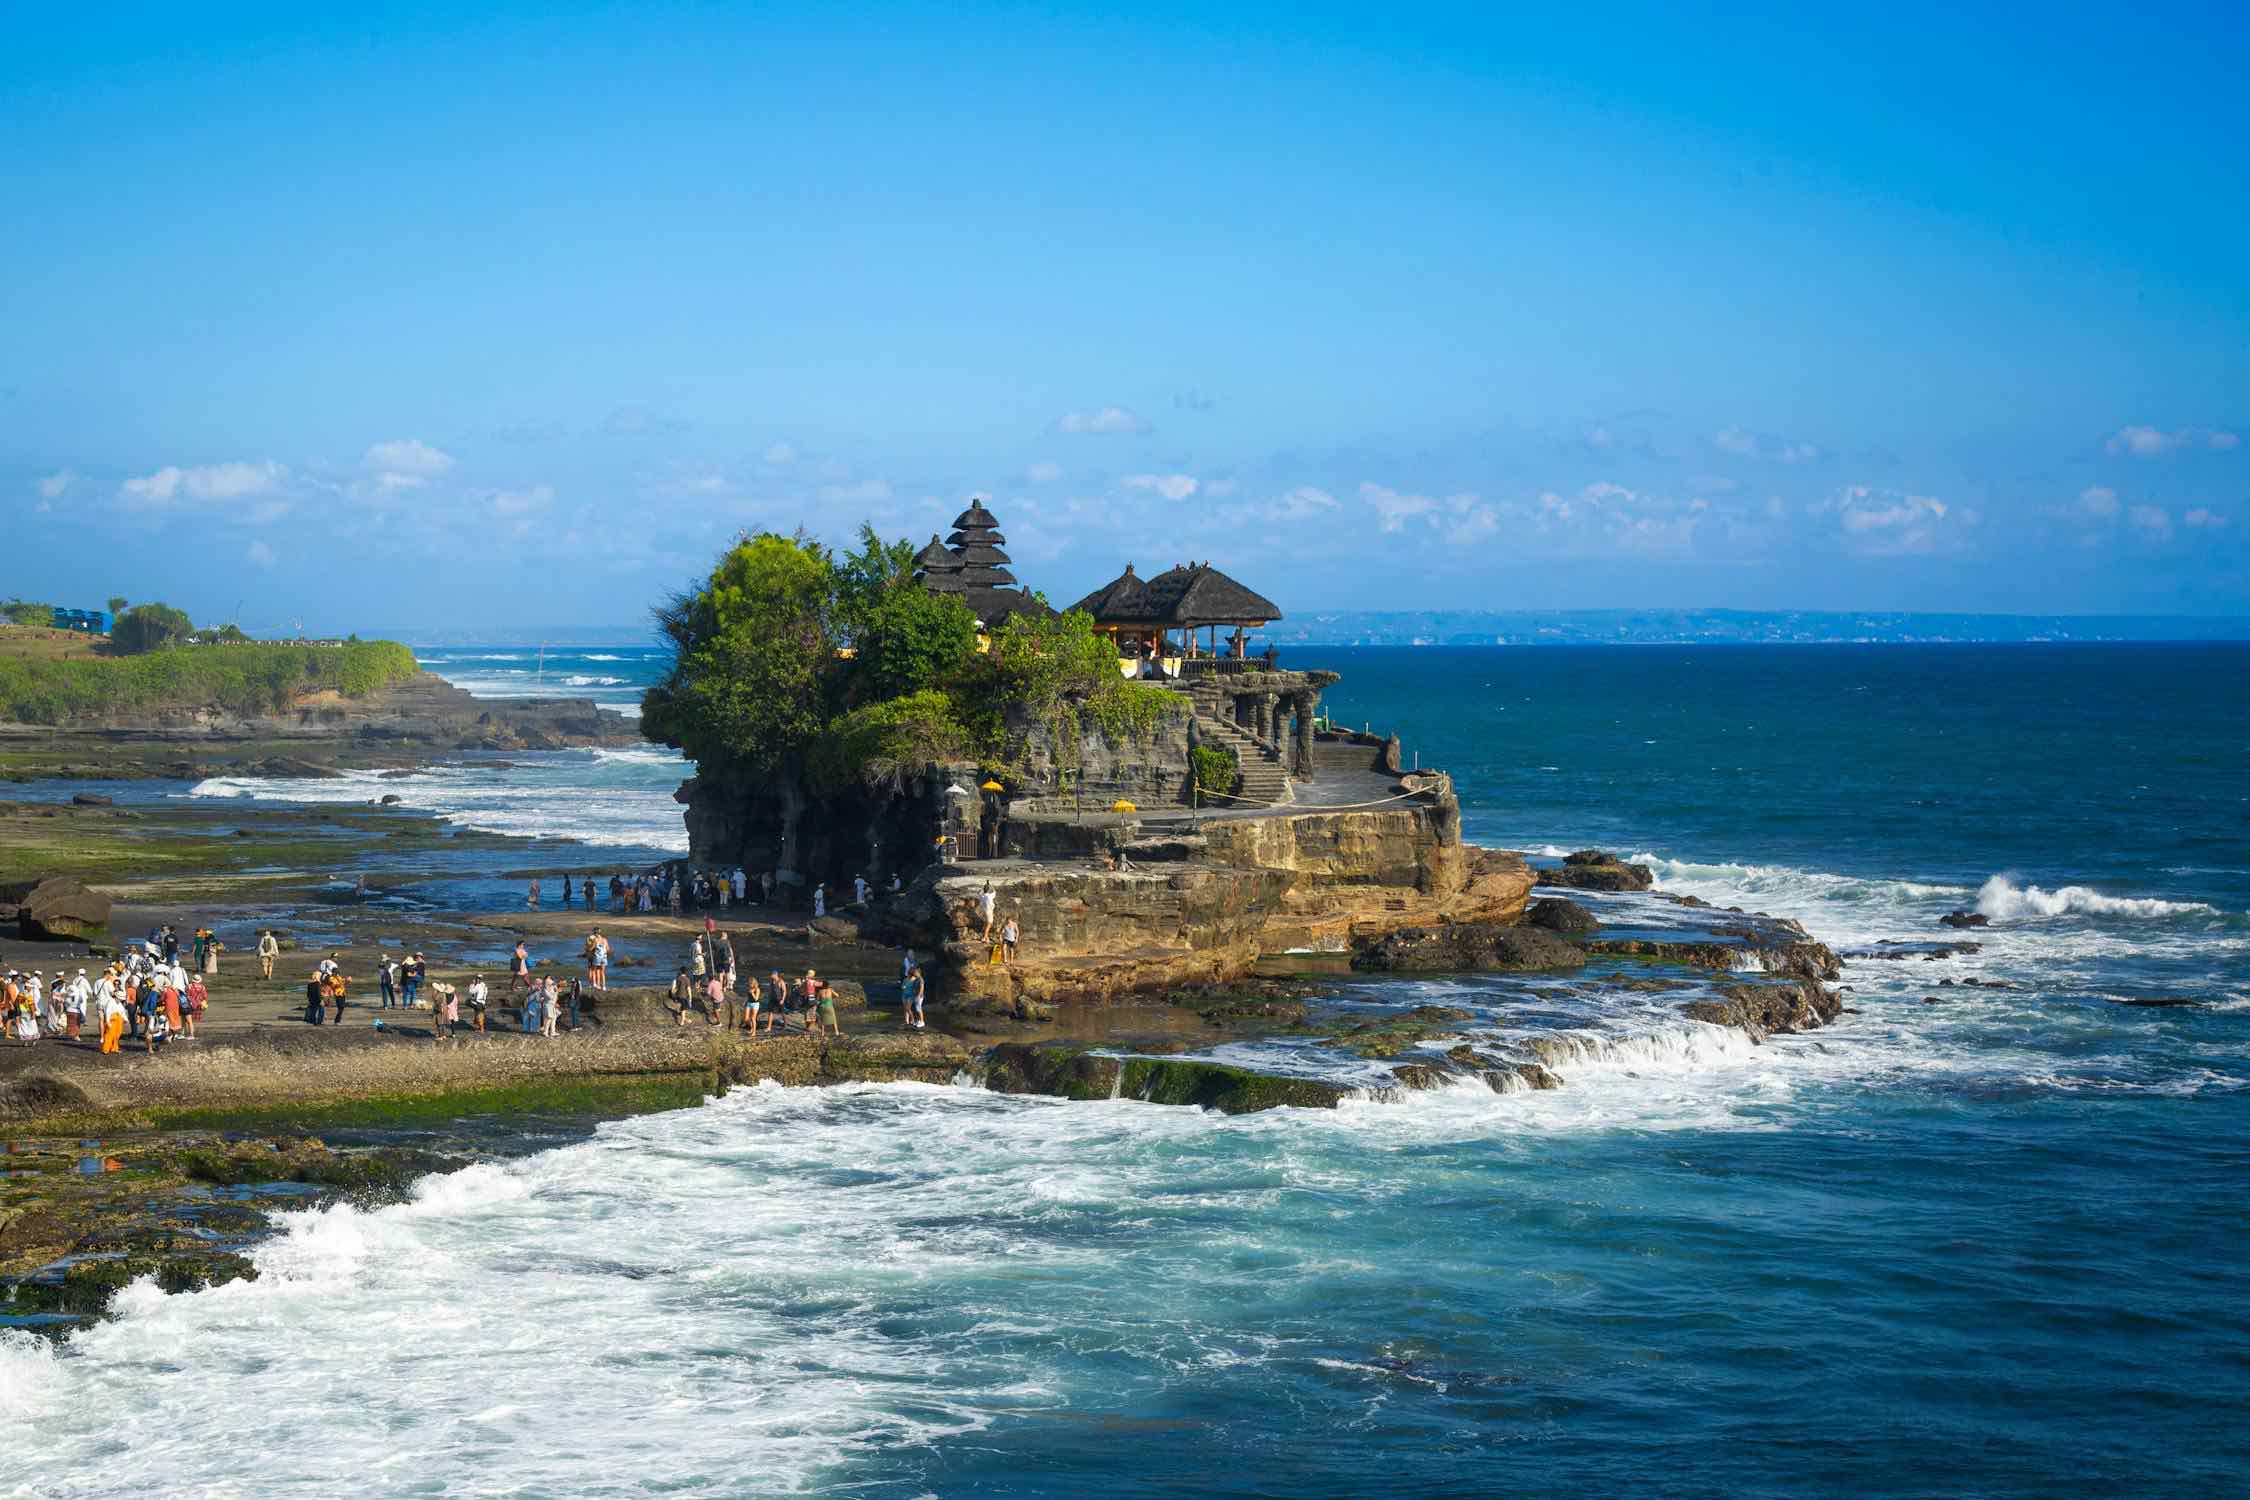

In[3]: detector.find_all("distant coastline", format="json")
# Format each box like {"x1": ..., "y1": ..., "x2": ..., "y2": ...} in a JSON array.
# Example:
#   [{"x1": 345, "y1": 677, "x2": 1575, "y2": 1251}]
[{"x1": 352, "y1": 610, "x2": 2250, "y2": 651}]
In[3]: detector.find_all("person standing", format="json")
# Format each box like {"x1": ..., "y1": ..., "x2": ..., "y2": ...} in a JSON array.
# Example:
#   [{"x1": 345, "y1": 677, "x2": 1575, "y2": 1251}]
[
  {"x1": 204, "y1": 930, "x2": 222, "y2": 976},
  {"x1": 690, "y1": 934, "x2": 707, "y2": 979},
  {"x1": 703, "y1": 970, "x2": 727, "y2": 1028},
  {"x1": 978, "y1": 883, "x2": 997, "y2": 941},
  {"x1": 402, "y1": 953, "x2": 424, "y2": 1009},
  {"x1": 541, "y1": 977, "x2": 561, "y2": 1037},
  {"x1": 741, "y1": 973, "x2": 762, "y2": 1034},
  {"x1": 467, "y1": 975, "x2": 488, "y2": 1033},
  {"x1": 668, "y1": 966, "x2": 694, "y2": 1026},
  {"x1": 97, "y1": 978, "x2": 127, "y2": 1055},
  {"x1": 766, "y1": 970, "x2": 790, "y2": 1032},
  {"x1": 65, "y1": 969, "x2": 89, "y2": 1041},
  {"x1": 257, "y1": 929, "x2": 278, "y2": 979},
  {"x1": 812, "y1": 883, "x2": 827, "y2": 919},
  {"x1": 511, "y1": 940, "x2": 532, "y2": 994},
  {"x1": 183, "y1": 973, "x2": 207, "y2": 1039},
  {"x1": 589, "y1": 930, "x2": 609, "y2": 991},
  {"x1": 527, "y1": 878, "x2": 541, "y2": 910},
  {"x1": 378, "y1": 955, "x2": 398, "y2": 1009},
  {"x1": 1002, "y1": 916, "x2": 1020, "y2": 966},
  {"x1": 803, "y1": 970, "x2": 841, "y2": 1037},
  {"x1": 901, "y1": 964, "x2": 925, "y2": 1030}
]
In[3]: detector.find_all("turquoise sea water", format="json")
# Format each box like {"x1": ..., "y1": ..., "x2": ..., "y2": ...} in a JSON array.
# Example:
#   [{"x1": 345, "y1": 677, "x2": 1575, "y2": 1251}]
[{"x1": 3, "y1": 643, "x2": 2247, "y2": 1497}]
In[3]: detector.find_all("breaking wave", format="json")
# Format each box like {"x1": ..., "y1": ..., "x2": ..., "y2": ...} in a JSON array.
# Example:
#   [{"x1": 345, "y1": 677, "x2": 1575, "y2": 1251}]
[{"x1": 1975, "y1": 875, "x2": 2217, "y2": 921}]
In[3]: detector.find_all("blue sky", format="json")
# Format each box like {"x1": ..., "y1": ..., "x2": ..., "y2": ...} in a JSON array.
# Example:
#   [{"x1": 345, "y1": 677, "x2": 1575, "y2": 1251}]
[{"x1": 5, "y1": 2, "x2": 2247, "y2": 630}]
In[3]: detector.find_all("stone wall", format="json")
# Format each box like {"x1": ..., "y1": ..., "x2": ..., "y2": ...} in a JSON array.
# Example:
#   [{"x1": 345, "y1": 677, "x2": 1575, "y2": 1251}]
[{"x1": 1004, "y1": 698, "x2": 1195, "y2": 812}]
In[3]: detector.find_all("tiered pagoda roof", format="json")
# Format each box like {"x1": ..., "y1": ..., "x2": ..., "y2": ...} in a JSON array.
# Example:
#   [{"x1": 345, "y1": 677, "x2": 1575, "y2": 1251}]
[
  {"x1": 946, "y1": 501, "x2": 1017, "y2": 587},
  {"x1": 913, "y1": 500, "x2": 1052, "y2": 628}
]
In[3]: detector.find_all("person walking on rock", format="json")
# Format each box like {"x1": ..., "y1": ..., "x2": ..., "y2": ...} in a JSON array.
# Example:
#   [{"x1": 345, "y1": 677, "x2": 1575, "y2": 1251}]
[
  {"x1": 379, "y1": 954, "x2": 398, "y2": 1009},
  {"x1": 257, "y1": 930, "x2": 278, "y2": 979},
  {"x1": 1002, "y1": 916, "x2": 1020, "y2": 966},
  {"x1": 978, "y1": 883, "x2": 997, "y2": 942},
  {"x1": 467, "y1": 975, "x2": 488, "y2": 1033}
]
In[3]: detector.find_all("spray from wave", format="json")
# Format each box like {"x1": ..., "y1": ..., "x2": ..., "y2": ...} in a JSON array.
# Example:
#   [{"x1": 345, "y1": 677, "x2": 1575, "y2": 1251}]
[{"x1": 1975, "y1": 876, "x2": 2216, "y2": 921}]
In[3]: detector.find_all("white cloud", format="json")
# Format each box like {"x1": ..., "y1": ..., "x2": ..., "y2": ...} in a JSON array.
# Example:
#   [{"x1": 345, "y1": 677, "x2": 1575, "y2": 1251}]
[
  {"x1": 119, "y1": 459, "x2": 288, "y2": 508},
  {"x1": 763, "y1": 442, "x2": 798, "y2": 466},
  {"x1": 37, "y1": 470, "x2": 73, "y2": 501},
  {"x1": 1715, "y1": 425, "x2": 1821, "y2": 463},
  {"x1": 1122, "y1": 473, "x2": 1198, "y2": 501},
  {"x1": 2106, "y1": 424, "x2": 2241, "y2": 456},
  {"x1": 818, "y1": 478, "x2": 892, "y2": 505},
  {"x1": 2184, "y1": 507, "x2": 2229, "y2": 529},
  {"x1": 1052, "y1": 406, "x2": 1150, "y2": 435},
  {"x1": 2128, "y1": 504, "x2": 2173, "y2": 538},
  {"x1": 244, "y1": 539, "x2": 276, "y2": 568},
  {"x1": 1825, "y1": 485, "x2": 1962, "y2": 555},
  {"x1": 2077, "y1": 485, "x2": 2120, "y2": 518},
  {"x1": 1026, "y1": 461, "x2": 1063, "y2": 484},
  {"x1": 360, "y1": 438, "x2": 454, "y2": 491},
  {"x1": 1202, "y1": 479, "x2": 1237, "y2": 498},
  {"x1": 1360, "y1": 482, "x2": 1438, "y2": 532}
]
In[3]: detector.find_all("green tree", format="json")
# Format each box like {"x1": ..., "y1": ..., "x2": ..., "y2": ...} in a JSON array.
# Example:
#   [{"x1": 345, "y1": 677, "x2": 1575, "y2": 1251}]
[
  {"x1": 110, "y1": 602, "x2": 194, "y2": 654},
  {"x1": 854, "y1": 585, "x2": 979, "y2": 702},
  {"x1": 105, "y1": 596, "x2": 129, "y2": 617},
  {"x1": 643, "y1": 532, "x2": 841, "y2": 879},
  {"x1": 1, "y1": 599, "x2": 55, "y2": 628},
  {"x1": 834, "y1": 522, "x2": 919, "y2": 643}
]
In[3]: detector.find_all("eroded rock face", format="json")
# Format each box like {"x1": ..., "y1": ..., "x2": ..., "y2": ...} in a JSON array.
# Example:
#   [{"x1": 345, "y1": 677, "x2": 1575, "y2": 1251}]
[
  {"x1": 1940, "y1": 909, "x2": 1991, "y2": 929},
  {"x1": 1535, "y1": 849, "x2": 1654, "y2": 892},
  {"x1": 1351, "y1": 922, "x2": 1585, "y2": 974},
  {"x1": 3, "y1": 876, "x2": 111, "y2": 941}
]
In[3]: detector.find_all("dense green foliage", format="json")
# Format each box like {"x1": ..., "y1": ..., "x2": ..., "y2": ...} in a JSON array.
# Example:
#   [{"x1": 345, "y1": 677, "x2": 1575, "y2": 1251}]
[
  {"x1": 646, "y1": 528, "x2": 1186, "y2": 812},
  {"x1": 0, "y1": 640, "x2": 419, "y2": 724},
  {"x1": 1191, "y1": 744, "x2": 1241, "y2": 798},
  {"x1": 111, "y1": 602, "x2": 195, "y2": 654},
  {"x1": 1, "y1": 599, "x2": 54, "y2": 628}
]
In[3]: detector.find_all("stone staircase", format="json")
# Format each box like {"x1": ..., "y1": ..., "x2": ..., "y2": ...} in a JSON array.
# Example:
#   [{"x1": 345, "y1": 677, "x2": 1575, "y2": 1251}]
[{"x1": 1195, "y1": 714, "x2": 1293, "y2": 808}]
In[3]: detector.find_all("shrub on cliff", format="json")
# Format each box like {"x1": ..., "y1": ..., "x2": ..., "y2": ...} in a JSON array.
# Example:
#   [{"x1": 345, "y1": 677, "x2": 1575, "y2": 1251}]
[{"x1": 1, "y1": 599, "x2": 55, "y2": 628}]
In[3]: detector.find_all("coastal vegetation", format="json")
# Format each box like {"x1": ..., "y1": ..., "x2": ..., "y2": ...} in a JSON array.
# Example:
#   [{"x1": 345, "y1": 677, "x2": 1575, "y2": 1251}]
[
  {"x1": 643, "y1": 526, "x2": 1183, "y2": 870},
  {"x1": 0, "y1": 638, "x2": 419, "y2": 724}
]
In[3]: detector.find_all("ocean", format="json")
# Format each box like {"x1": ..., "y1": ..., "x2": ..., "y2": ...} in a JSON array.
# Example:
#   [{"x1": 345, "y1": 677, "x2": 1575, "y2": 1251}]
[{"x1": 4, "y1": 642, "x2": 2247, "y2": 1497}]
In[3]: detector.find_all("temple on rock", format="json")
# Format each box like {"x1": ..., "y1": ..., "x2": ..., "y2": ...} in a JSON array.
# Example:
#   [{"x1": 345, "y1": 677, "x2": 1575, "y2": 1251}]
[{"x1": 899, "y1": 498, "x2": 1355, "y2": 814}]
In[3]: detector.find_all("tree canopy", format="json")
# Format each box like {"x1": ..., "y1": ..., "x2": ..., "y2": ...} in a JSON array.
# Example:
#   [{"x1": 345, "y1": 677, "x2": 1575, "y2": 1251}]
[{"x1": 110, "y1": 603, "x2": 194, "y2": 654}]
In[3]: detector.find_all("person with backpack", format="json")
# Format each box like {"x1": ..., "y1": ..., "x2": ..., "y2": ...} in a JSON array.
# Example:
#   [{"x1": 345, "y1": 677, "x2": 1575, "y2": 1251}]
[{"x1": 378, "y1": 954, "x2": 398, "y2": 1008}]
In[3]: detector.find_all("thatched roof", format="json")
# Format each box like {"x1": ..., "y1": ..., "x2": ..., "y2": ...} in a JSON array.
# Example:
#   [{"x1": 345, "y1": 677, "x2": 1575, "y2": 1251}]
[
  {"x1": 1068, "y1": 563, "x2": 1152, "y2": 620},
  {"x1": 1076, "y1": 561, "x2": 1281, "y2": 627},
  {"x1": 951, "y1": 541, "x2": 1013, "y2": 568},
  {"x1": 913, "y1": 535, "x2": 966, "y2": 593},
  {"x1": 950, "y1": 500, "x2": 1001, "y2": 534}
]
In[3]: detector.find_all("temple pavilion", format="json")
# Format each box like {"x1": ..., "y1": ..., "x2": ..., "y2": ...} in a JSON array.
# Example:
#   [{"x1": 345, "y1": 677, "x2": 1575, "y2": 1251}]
[{"x1": 1068, "y1": 561, "x2": 1283, "y2": 661}]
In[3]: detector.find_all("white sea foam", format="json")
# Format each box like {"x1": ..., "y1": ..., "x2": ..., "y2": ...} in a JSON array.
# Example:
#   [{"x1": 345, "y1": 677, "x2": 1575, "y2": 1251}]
[
  {"x1": 559, "y1": 673, "x2": 627, "y2": 686},
  {"x1": 1975, "y1": 875, "x2": 2216, "y2": 921},
  {"x1": 581, "y1": 653, "x2": 627, "y2": 661}
]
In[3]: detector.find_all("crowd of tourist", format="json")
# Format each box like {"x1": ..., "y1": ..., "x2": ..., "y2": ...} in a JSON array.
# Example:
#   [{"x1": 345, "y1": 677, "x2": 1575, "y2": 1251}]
[
  {"x1": 524, "y1": 866, "x2": 903, "y2": 916},
  {"x1": 4, "y1": 942, "x2": 208, "y2": 1054}
]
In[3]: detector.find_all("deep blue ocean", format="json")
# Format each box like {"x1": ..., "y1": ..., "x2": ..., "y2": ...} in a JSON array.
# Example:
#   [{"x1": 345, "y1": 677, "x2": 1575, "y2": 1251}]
[{"x1": 5, "y1": 643, "x2": 2247, "y2": 1498}]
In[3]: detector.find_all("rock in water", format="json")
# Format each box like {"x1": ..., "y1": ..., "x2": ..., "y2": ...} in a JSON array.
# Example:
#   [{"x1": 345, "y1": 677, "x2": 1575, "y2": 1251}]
[
  {"x1": 70, "y1": 792, "x2": 113, "y2": 806},
  {"x1": 1352, "y1": 922, "x2": 1586, "y2": 973},
  {"x1": 1535, "y1": 849, "x2": 1654, "y2": 892},
  {"x1": 3, "y1": 876, "x2": 112, "y2": 941},
  {"x1": 1939, "y1": 909, "x2": 1990, "y2": 929},
  {"x1": 1525, "y1": 897, "x2": 1599, "y2": 934}
]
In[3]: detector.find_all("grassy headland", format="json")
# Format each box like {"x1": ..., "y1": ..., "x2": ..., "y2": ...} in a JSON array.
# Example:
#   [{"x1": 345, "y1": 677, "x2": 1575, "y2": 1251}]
[{"x1": 0, "y1": 635, "x2": 418, "y2": 724}]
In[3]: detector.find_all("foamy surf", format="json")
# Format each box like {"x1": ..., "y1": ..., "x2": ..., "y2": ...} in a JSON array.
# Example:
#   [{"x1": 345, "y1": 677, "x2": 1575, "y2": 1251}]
[{"x1": 1974, "y1": 875, "x2": 2218, "y2": 920}]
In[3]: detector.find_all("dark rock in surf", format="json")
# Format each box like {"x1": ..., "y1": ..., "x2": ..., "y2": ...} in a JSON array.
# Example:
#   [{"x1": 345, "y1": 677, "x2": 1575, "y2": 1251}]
[
  {"x1": 1352, "y1": 923, "x2": 1586, "y2": 974},
  {"x1": 1536, "y1": 850, "x2": 1654, "y2": 892},
  {"x1": 1525, "y1": 897, "x2": 1599, "y2": 935},
  {"x1": 1940, "y1": 909, "x2": 1990, "y2": 929}
]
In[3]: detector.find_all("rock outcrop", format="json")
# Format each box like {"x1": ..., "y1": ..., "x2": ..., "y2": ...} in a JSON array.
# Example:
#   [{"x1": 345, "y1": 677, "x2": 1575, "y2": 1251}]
[
  {"x1": 1352, "y1": 923, "x2": 1585, "y2": 974},
  {"x1": 3, "y1": 876, "x2": 111, "y2": 940},
  {"x1": 1535, "y1": 849, "x2": 1654, "y2": 892}
]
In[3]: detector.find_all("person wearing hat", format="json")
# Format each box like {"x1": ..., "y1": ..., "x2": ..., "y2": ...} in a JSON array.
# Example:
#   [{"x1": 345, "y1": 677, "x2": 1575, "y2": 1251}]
[
  {"x1": 257, "y1": 929, "x2": 279, "y2": 979},
  {"x1": 64, "y1": 969, "x2": 89, "y2": 1040}
]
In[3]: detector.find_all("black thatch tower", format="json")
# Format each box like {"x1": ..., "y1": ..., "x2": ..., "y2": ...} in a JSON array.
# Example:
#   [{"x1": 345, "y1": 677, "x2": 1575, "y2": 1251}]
[{"x1": 945, "y1": 501, "x2": 1017, "y2": 588}]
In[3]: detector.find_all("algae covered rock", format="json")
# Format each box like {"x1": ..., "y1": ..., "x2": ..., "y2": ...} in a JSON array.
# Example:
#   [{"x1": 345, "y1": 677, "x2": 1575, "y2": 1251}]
[
  {"x1": 980, "y1": 1043, "x2": 1347, "y2": 1113},
  {"x1": 4, "y1": 875, "x2": 111, "y2": 940}
]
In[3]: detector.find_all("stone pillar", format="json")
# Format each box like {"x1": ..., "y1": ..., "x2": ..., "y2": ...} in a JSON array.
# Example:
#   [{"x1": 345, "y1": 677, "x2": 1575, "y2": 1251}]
[
  {"x1": 1291, "y1": 690, "x2": 1316, "y2": 778},
  {"x1": 1257, "y1": 692, "x2": 1278, "y2": 745}
]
